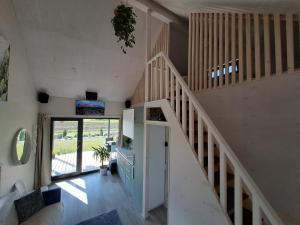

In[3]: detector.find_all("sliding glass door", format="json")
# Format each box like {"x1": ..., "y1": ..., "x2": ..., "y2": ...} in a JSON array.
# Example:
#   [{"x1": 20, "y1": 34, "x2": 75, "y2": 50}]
[
  {"x1": 51, "y1": 119, "x2": 80, "y2": 177},
  {"x1": 51, "y1": 118, "x2": 119, "y2": 179}
]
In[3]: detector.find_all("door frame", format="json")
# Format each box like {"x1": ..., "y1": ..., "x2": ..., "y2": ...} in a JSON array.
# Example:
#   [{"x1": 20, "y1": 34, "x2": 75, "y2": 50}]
[{"x1": 50, "y1": 117, "x2": 120, "y2": 181}]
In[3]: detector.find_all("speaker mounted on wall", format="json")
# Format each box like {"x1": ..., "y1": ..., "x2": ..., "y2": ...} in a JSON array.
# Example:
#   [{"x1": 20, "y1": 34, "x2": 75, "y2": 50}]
[
  {"x1": 86, "y1": 91, "x2": 98, "y2": 101},
  {"x1": 38, "y1": 92, "x2": 49, "y2": 103}
]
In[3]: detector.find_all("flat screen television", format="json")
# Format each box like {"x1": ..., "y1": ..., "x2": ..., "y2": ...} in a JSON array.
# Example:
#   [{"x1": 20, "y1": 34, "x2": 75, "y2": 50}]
[{"x1": 75, "y1": 100, "x2": 105, "y2": 115}]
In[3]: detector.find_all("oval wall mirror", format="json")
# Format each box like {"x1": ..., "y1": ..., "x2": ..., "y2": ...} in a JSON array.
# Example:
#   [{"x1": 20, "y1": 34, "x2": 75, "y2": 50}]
[{"x1": 12, "y1": 128, "x2": 31, "y2": 165}]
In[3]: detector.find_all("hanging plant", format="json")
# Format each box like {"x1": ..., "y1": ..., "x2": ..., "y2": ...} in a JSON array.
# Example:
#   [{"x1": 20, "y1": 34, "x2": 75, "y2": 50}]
[{"x1": 111, "y1": 4, "x2": 137, "y2": 54}]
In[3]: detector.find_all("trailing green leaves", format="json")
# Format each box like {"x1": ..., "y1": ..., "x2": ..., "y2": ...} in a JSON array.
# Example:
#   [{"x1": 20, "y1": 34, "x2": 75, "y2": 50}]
[{"x1": 111, "y1": 4, "x2": 137, "y2": 54}]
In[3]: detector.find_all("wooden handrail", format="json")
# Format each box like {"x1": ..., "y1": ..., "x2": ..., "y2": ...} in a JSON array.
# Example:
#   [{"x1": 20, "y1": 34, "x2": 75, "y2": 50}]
[{"x1": 146, "y1": 51, "x2": 285, "y2": 225}]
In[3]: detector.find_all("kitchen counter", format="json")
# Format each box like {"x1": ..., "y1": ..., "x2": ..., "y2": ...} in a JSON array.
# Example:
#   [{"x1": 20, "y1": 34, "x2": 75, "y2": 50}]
[{"x1": 116, "y1": 147, "x2": 134, "y2": 165}]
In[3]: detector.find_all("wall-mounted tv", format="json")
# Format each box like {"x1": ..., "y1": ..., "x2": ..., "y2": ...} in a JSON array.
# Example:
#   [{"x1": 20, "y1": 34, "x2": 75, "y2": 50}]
[{"x1": 75, "y1": 100, "x2": 105, "y2": 115}]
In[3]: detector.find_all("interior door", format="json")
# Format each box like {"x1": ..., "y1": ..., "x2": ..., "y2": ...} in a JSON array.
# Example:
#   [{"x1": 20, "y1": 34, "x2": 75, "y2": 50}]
[
  {"x1": 147, "y1": 125, "x2": 166, "y2": 210},
  {"x1": 51, "y1": 119, "x2": 81, "y2": 178}
]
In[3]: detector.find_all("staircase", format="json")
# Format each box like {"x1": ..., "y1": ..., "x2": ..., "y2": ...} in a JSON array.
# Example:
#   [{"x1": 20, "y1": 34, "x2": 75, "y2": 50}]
[{"x1": 145, "y1": 52, "x2": 285, "y2": 225}]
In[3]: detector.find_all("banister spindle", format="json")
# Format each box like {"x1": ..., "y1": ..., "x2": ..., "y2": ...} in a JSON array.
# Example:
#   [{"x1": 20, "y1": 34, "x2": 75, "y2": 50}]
[
  {"x1": 208, "y1": 130, "x2": 214, "y2": 184},
  {"x1": 220, "y1": 148, "x2": 227, "y2": 210},
  {"x1": 263, "y1": 15, "x2": 271, "y2": 77},
  {"x1": 189, "y1": 101, "x2": 194, "y2": 146},
  {"x1": 234, "y1": 168, "x2": 243, "y2": 225},
  {"x1": 145, "y1": 63, "x2": 149, "y2": 102},
  {"x1": 165, "y1": 64, "x2": 169, "y2": 100},
  {"x1": 286, "y1": 14, "x2": 294, "y2": 73},
  {"x1": 176, "y1": 80, "x2": 180, "y2": 120},
  {"x1": 159, "y1": 57, "x2": 163, "y2": 99},
  {"x1": 182, "y1": 91, "x2": 187, "y2": 133},
  {"x1": 253, "y1": 197, "x2": 262, "y2": 225},
  {"x1": 224, "y1": 13, "x2": 229, "y2": 86},
  {"x1": 274, "y1": 14, "x2": 282, "y2": 75},
  {"x1": 170, "y1": 71, "x2": 175, "y2": 109},
  {"x1": 198, "y1": 116, "x2": 203, "y2": 165},
  {"x1": 254, "y1": 14, "x2": 261, "y2": 80}
]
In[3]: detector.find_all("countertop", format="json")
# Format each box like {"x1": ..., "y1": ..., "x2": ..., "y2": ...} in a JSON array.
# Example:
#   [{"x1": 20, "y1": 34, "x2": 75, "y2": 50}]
[{"x1": 116, "y1": 147, "x2": 135, "y2": 165}]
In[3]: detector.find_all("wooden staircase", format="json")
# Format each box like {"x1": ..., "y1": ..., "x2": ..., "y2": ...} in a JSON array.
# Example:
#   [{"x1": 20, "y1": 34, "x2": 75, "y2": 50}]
[{"x1": 145, "y1": 52, "x2": 284, "y2": 225}]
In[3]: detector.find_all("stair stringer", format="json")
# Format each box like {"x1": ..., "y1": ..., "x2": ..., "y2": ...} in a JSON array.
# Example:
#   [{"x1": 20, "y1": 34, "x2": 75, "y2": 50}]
[{"x1": 145, "y1": 100, "x2": 232, "y2": 225}]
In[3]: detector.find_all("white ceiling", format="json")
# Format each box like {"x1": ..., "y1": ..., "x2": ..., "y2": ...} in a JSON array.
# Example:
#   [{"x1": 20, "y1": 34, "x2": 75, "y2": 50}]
[
  {"x1": 153, "y1": 0, "x2": 300, "y2": 18},
  {"x1": 12, "y1": 0, "x2": 162, "y2": 102}
]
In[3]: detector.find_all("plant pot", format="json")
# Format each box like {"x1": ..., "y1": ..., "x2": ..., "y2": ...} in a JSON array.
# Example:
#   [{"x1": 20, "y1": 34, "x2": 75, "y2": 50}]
[{"x1": 100, "y1": 166, "x2": 108, "y2": 176}]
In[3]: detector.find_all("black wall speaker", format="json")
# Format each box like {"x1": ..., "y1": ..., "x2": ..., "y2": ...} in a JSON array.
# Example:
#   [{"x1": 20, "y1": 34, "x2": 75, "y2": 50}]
[
  {"x1": 38, "y1": 92, "x2": 49, "y2": 103},
  {"x1": 86, "y1": 91, "x2": 98, "y2": 100},
  {"x1": 125, "y1": 99, "x2": 131, "y2": 108}
]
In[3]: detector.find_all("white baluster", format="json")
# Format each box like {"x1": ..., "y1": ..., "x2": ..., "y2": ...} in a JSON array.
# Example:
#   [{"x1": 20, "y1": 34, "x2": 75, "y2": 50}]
[
  {"x1": 220, "y1": 148, "x2": 227, "y2": 210},
  {"x1": 165, "y1": 64, "x2": 169, "y2": 100},
  {"x1": 145, "y1": 63, "x2": 149, "y2": 102},
  {"x1": 198, "y1": 116, "x2": 203, "y2": 165},
  {"x1": 170, "y1": 72, "x2": 175, "y2": 109},
  {"x1": 253, "y1": 197, "x2": 262, "y2": 225},
  {"x1": 208, "y1": 130, "x2": 214, "y2": 184},
  {"x1": 235, "y1": 169, "x2": 243, "y2": 225},
  {"x1": 182, "y1": 91, "x2": 187, "y2": 133},
  {"x1": 160, "y1": 57, "x2": 163, "y2": 99},
  {"x1": 189, "y1": 101, "x2": 194, "y2": 146},
  {"x1": 176, "y1": 80, "x2": 180, "y2": 120}
]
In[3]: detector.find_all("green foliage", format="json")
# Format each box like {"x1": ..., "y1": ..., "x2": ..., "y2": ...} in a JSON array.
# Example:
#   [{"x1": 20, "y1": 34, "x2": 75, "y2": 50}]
[
  {"x1": 111, "y1": 4, "x2": 137, "y2": 54},
  {"x1": 92, "y1": 146, "x2": 111, "y2": 167}
]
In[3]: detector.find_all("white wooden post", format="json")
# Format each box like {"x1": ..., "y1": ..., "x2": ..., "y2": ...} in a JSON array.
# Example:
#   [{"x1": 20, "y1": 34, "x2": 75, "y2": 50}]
[
  {"x1": 145, "y1": 9, "x2": 151, "y2": 102},
  {"x1": 175, "y1": 80, "x2": 180, "y2": 120},
  {"x1": 189, "y1": 101, "x2": 194, "y2": 146},
  {"x1": 220, "y1": 148, "x2": 227, "y2": 210},
  {"x1": 182, "y1": 92, "x2": 187, "y2": 133},
  {"x1": 234, "y1": 169, "x2": 243, "y2": 225},
  {"x1": 208, "y1": 130, "x2": 214, "y2": 184}
]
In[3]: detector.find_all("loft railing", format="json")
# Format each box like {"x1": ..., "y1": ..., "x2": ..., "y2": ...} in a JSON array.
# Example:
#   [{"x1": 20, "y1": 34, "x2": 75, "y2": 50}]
[
  {"x1": 145, "y1": 51, "x2": 285, "y2": 225},
  {"x1": 188, "y1": 13, "x2": 300, "y2": 91}
]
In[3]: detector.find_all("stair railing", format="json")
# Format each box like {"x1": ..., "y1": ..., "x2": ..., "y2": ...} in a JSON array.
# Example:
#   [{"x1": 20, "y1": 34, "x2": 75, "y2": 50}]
[{"x1": 145, "y1": 51, "x2": 285, "y2": 225}]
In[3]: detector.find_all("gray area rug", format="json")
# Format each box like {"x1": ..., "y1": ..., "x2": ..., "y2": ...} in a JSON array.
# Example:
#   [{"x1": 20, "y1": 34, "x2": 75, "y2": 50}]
[{"x1": 76, "y1": 210, "x2": 123, "y2": 225}]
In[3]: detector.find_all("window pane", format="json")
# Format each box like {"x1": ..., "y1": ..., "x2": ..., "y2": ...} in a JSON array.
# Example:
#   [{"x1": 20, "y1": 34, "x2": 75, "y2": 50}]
[
  {"x1": 52, "y1": 121, "x2": 78, "y2": 177},
  {"x1": 82, "y1": 119, "x2": 109, "y2": 172}
]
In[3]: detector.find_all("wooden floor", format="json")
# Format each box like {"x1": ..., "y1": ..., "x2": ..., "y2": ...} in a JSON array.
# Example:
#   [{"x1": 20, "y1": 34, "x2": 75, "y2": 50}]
[{"x1": 51, "y1": 172, "x2": 167, "y2": 225}]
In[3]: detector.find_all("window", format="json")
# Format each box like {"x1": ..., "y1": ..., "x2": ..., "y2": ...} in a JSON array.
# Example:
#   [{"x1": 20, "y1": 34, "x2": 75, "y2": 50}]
[{"x1": 51, "y1": 118, "x2": 120, "y2": 179}]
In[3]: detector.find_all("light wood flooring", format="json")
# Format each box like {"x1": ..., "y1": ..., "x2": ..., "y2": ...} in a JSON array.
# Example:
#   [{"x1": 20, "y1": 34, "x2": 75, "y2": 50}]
[{"x1": 51, "y1": 172, "x2": 167, "y2": 225}]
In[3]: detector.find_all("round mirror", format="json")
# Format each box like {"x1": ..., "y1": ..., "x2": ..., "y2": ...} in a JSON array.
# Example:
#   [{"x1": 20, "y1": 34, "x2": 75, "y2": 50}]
[{"x1": 12, "y1": 129, "x2": 31, "y2": 165}]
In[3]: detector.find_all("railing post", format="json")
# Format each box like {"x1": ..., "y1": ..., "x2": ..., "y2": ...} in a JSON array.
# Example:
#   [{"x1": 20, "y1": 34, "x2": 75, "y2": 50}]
[
  {"x1": 253, "y1": 197, "x2": 262, "y2": 225},
  {"x1": 165, "y1": 64, "x2": 169, "y2": 100},
  {"x1": 159, "y1": 56, "x2": 163, "y2": 99},
  {"x1": 189, "y1": 101, "x2": 194, "y2": 146},
  {"x1": 145, "y1": 63, "x2": 149, "y2": 102},
  {"x1": 176, "y1": 80, "x2": 180, "y2": 120},
  {"x1": 234, "y1": 168, "x2": 243, "y2": 225},
  {"x1": 198, "y1": 116, "x2": 203, "y2": 165},
  {"x1": 182, "y1": 92, "x2": 187, "y2": 133},
  {"x1": 220, "y1": 147, "x2": 227, "y2": 210},
  {"x1": 208, "y1": 130, "x2": 214, "y2": 184},
  {"x1": 170, "y1": 72, "x2": 175, "y2": 109}
]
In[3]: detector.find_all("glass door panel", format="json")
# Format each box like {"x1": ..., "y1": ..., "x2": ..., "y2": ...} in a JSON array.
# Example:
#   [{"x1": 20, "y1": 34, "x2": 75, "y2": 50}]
[
  {"x1": 51, "y1": 120, "x2": 79, "y2": 177},
  {"x1": 82, "y1": 119, "x2": 109, "y2": 172}
]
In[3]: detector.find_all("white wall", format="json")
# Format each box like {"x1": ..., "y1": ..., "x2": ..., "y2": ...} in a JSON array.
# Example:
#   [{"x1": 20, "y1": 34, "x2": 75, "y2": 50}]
[
  {"x1": 195, "y1": 74, "x2": 300, "y2": 225},
  {"x1": 144, "y1": 100, "x2": 231, "y2": 225},
  {"x1": 0, "y1": 0, "x2": 38, "y2": 195},
  {"x1": 39, "y1": 96, "x2": 123, "y2": 118}
]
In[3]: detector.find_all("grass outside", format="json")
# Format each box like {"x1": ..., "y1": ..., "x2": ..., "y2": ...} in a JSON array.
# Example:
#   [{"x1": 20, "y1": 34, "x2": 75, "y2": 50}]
[{"x1": 52, "y1": 119, "x2": 119, "y2": 156}]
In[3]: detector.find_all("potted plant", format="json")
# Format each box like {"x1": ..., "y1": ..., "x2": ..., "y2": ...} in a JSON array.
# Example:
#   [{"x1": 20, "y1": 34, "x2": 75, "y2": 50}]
[
  {"x1": 92, "y1": 146, "x2": 111, "y2": 176},
  {"x1": 111, "y1": 4, "x2": 137, "y2": 54}
]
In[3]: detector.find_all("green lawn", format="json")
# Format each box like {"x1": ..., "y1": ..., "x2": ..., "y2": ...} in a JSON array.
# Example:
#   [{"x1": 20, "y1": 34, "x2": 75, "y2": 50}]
[
  {"x1": 53, "y1": 137, "x2": 107, "y2": 155},
  {"x1": 52, "y1": 119, "x2": 119, "y2": 156}
]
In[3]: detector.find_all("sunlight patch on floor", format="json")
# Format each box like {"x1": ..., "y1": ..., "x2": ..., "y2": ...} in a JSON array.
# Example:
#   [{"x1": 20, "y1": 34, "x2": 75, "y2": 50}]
[{"x1": 56, "y1": 180, "x2": 88, "y2": 205}]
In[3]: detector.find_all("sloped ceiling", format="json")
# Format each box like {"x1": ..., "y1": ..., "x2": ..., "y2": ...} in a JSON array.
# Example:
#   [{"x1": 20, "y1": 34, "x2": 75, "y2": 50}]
[
  {"x1": 12, "y1": 0, "x2": 162, "y2": 102},
  {"x1": 153, "y1": 0, "x2": 300, "y2": 18}
]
